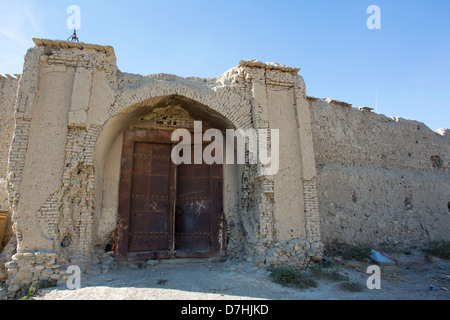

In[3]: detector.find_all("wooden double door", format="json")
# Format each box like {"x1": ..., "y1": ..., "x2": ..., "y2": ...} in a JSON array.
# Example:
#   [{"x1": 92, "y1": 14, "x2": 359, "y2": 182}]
[{"x1": 116, "y1": 129, "x2": 225, "y2": 260}]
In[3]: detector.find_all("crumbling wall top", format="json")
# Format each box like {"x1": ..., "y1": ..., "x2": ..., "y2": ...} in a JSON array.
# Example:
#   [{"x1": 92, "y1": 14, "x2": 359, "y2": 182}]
[
  {"x1": 307, "y1": 96, "x2": 352, "y2": 108},
  {"x1": 238, "y1": 59, "x2": 301, "y2": 74},
  {"x1": 32, "y1": 38, "x2": 115, "y2": 58}
]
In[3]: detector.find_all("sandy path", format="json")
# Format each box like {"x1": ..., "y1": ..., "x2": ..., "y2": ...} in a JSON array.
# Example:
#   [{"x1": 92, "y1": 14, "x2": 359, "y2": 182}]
[{"x1": 31, "y1": 252, "x2": 450, "y2": 301}]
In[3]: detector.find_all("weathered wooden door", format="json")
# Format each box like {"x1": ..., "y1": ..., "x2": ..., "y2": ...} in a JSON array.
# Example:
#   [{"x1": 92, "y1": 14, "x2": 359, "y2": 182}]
[
  {"x1": 116, "y1": 129, "x2": 225, "y2": 260},
  {"x1": 175, "y1": 157, "x2": 224, "y2": 256}
]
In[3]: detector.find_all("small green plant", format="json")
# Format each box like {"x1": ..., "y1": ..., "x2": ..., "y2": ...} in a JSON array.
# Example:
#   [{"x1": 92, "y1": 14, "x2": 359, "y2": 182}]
[
  {"x1": 325, "y1": 242, "x2": 372, "y2": 262},
  {"x1": 270, "y1": 263, "x2": 366, "y2": 294},
  {"x1": 269, "y1": 267, "x2": 317, "y2": 290},
  {"x1": 313, "y1": 258, "x2": 335, "y2": 269},
  {"x1": 310, "y1": 265, "x2": 349, "y2": 282},
  {"x1": 18, "y1": 280, "x2": 57, "y2": 300},
  {"x1": 340, "y1": 280, "x2": 364, "y2": 292}
]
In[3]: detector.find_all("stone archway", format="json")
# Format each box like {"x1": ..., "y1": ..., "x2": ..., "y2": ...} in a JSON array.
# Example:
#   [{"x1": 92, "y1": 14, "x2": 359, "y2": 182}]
[
  {"x1": 115, "y1": 104, "x2": 227, "y2": 260},
  {"x1": 94, "y1": 95, "x2": 244, "y2": 260}
]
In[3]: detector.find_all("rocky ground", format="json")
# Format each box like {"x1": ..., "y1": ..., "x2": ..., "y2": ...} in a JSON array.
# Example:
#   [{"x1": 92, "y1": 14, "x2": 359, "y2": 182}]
[{"x1": 1, "y1": 248, "x2": 448, "y2": 301}]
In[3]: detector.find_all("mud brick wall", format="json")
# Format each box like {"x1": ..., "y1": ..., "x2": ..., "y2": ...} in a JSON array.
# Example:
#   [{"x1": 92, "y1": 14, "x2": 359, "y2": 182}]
[{"x1": 309, "y1": 97, "x2": 450, "y2": 248}]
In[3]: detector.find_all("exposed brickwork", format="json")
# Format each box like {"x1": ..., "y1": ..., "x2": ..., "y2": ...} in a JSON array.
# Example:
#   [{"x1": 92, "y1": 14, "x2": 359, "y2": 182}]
[
  {"x1": 7, "y1": 119, "x2": 31, "y2": 219},
  {"x1": 303, "y1": 179, "x2": 321, "y2": 241}
]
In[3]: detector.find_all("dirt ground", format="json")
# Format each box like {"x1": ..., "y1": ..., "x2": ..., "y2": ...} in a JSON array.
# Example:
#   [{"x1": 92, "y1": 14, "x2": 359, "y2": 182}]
[{"x1": 2, "y1": 249, "x2": 450, "y2": 300}]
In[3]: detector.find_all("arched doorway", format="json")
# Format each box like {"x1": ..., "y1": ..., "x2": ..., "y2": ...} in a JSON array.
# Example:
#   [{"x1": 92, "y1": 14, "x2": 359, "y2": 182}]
[{"x1": 113, "y1": 96, "x2": 232, "y2": 260}]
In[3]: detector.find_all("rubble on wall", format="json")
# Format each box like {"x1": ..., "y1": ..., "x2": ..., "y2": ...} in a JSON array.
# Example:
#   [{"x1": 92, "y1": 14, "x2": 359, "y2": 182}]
[{"x1": 257, "y1": 238, "x2": 324, "y2": 267}]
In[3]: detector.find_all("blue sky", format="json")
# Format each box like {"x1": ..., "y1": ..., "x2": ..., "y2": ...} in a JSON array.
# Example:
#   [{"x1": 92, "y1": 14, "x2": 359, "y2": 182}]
[{"x1": 0, "y1": 0, "x2": 449, "y2": 130}]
